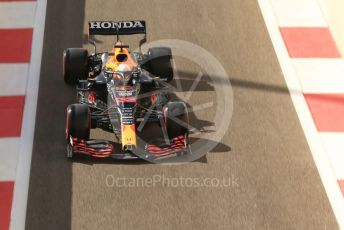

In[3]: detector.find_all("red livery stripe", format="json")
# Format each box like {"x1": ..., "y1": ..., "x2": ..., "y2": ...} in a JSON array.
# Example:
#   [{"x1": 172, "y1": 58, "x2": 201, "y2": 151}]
[
  {"x1": 280, "y1": 27, "x2": 341, "y2": 58},
  {"x1": 304, "y1": 94, "x2": 344, "y2": 131},
  {"x1": 0, "y1": 181, "x2": 14, "y2": 230},
  {"x1": 0, "y1": 96, "x2": 25, "y2": 137},
  {"x1": 0, "y1": 29, "x2": 33, "y2": 63}
]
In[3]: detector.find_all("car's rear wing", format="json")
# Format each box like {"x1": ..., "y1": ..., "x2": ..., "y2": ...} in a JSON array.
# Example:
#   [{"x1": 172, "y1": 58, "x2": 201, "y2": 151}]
[{"x1": 88, "y1": 20, "x2": 146, "y2": 36}]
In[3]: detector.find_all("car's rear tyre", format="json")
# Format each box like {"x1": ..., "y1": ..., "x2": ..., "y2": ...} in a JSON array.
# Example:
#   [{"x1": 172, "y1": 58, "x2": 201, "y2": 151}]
[
  {"x1": 66, "y1": 104, "x2": 90, "y2": 140},
  {"x1": 63, "y1": 48, "x2": 88, "y2": 85},
  {"x1": 147, "y1": 47, "x2": 173, "y2": 82},
  {"x1": 164, "y1": 101, "x2": 189, "y2": 139}
]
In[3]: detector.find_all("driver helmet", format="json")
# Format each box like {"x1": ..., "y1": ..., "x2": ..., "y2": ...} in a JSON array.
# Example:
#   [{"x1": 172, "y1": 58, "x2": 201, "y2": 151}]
[{"x1": 118, "y1": 63, "x2": 131, "y2": 72}]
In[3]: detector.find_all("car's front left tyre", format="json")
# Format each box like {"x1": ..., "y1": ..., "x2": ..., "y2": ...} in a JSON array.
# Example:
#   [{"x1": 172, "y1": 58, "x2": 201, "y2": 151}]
[{"x1": 65, "y1": 104, "x2": 90, "y2": 158}]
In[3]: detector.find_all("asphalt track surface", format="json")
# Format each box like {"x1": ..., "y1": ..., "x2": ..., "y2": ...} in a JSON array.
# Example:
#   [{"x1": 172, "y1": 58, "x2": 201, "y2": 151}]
[{"x1": 26, "y1": 0, "x2": 338, "y2": 229}]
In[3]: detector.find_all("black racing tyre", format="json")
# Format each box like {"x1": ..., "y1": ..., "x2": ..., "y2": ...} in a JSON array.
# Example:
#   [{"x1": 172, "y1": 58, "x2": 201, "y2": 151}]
[
  {"x1": 63, "y1": 48, "x2": 88, "y2": 85},
  {"x1": 66, "y1": 104, "x2": 90, "y2": 140},
  {"x1": 147, "y1": 47, "x2": 173, "y2": 82},
  {"x1": 165, "y1": 101, "x2": 189, "y2": 139}
]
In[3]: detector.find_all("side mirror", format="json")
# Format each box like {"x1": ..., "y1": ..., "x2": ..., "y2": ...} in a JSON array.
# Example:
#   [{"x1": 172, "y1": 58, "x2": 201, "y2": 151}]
[
  {"x1": 139, "y1": 36, "x2": 147, "y2": 53},
  {"x1": 101, "y1": 52, "x2": 109, "y2": 64}
]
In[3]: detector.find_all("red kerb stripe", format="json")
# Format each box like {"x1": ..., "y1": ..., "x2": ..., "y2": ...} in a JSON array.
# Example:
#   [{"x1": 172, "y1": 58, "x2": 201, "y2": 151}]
[
  {"x1": 0, "y1": 29, "x2": 33, "y2": 63},
  {"x1": 0, "y1": 0, "x2": 35, "y2": 2},
  {"x1": 280, "y1": 27, "x2": 341, "y2": 58},
  {"x1": 0, "y1": 96, "x2": 25, "y2": 137},
  {"x1": 304, "y1": 94, "x2": 344, "y2": 131},
  {"x1": 338, "y1": 180, "x2": 344, "y2": 197},
  {"x1": 0, "y1": 181, "x2": 14, "y2": 230}
]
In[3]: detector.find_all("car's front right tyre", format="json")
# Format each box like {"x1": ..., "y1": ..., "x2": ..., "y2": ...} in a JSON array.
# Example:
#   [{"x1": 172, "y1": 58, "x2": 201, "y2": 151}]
[{"x1": 164, "y1": 101, "x2": 189, "y2": 139}]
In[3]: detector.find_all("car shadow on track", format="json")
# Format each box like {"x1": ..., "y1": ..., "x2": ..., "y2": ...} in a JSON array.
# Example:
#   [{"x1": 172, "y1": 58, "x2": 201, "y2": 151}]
[{"x1": 174, "y1": 70, "x2": 292, "y2": 94}]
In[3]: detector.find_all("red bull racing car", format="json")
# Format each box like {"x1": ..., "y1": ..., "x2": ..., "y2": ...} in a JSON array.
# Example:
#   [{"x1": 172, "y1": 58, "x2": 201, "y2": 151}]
[{"x1": 63, "y1": 20, "x2": 191, "y2": 160}]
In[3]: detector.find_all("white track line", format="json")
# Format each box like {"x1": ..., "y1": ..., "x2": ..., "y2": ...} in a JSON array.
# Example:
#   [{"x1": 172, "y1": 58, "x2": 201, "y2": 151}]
[
  {"x1": 10, "y1": 0, "x2": 47, "y2": 229},
  {"x1": 270, "y1": 0, "x2": 327, "y2": 26},
  {"x1": 0, "y1": 2, "x2": 37, "y2": 28},
  {"x1": 0, "y1": 138, "x2": 20, "y2": 181},
  {"x1": 259, "y1": 0, "x2": 344, "y2": 228},
  {"x1": 0, "y1": 64, "x2": 29, "y2": 96},
  {"x1": 293, "y1": 58, "x2": 344, "y2": 93}
]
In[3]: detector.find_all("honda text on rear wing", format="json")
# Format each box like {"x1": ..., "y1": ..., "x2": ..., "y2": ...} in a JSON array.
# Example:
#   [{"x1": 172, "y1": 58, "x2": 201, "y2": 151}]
[
  {"x1": 88, "y1": 20, "x2": 147, "y2": 50},
  {"x1": 89, "y1": 20, "x2": 146, "y2": 35}
]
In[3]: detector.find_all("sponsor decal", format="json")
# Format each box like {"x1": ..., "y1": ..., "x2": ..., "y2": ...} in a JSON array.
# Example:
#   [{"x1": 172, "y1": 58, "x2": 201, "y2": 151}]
[
  {"x1": 116, "y1": 90, "x2": 135, "y2": 97},
  {"x1": 120, "y1": 107, "x2": 135, "y2": 125}
]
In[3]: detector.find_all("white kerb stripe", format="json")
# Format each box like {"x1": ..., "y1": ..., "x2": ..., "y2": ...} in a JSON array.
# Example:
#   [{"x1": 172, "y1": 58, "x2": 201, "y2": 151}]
[
  {"x1": 0, "y1": 2, "x2": 37, "y2": 29},
  {"x1": 320, "y1": 133, "x2": 344, "y2": 179},
  {"x1": 0, "y1": 138, "x2": 20, "y2": 181},
  {"x1": 269, "y1": 0, "x2": 327, "y2": 26},
  {"x1": 0, "y1": 64, "x2": 28, "y2": 96},
  {"x1": 293, "y1": 59, "x2": 344, "y2": 93}
]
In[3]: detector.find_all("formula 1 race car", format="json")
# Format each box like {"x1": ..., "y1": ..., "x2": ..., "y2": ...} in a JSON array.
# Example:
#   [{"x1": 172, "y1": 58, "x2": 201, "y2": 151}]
[{"x1": 63, "y1": 20, "x2": 191, "y2": 160}]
